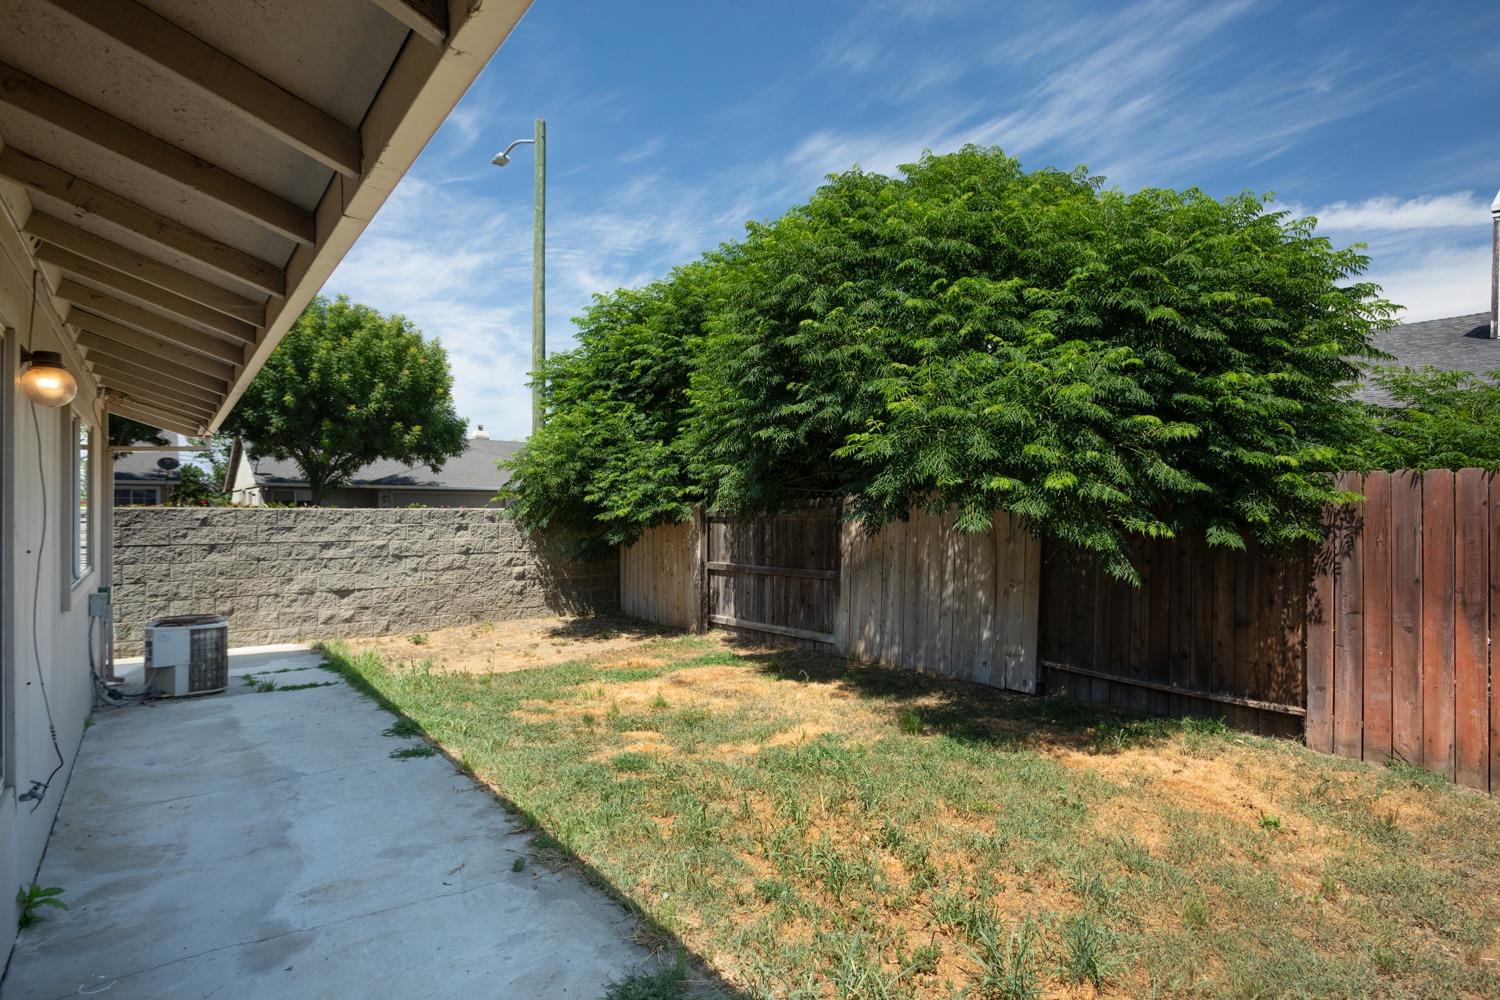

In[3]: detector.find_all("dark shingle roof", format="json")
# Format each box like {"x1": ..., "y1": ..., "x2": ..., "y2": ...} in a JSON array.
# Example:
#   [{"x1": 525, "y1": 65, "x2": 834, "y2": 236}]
[
  {"x1": 251, "y1": 437, "x2": 522, "y2": 491},
  {"x1": 113, "y1": 451, "x2": 183, "y2": 483},
  {"x1": 1355, "y1": 312, "x2": 1500, "y2": 406}
]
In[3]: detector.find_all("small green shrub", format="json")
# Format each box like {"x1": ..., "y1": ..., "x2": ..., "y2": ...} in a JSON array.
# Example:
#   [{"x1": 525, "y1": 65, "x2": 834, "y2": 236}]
[{"x1": 16, "y1": 883, "x2": 67, "y2": 929}]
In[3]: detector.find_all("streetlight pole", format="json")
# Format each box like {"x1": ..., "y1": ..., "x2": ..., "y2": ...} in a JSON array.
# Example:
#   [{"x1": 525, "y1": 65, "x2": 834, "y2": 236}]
[{"x1": 491, "y1": 118, "x2": 547, "y2": 433}]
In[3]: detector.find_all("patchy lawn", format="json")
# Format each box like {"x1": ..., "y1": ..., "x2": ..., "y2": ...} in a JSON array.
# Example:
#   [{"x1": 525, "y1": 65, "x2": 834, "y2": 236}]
[{"x1": 324, "y1": 619, "x2": 1500, "y2": 999}]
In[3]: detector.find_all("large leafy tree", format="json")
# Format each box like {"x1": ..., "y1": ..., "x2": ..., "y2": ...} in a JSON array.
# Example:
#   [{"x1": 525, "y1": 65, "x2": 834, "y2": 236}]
[
  {"x1": 506, "y1": 147, "x2": 1395, "y2": 580},
  {"x1": 225, "y1": 295, "x2": 467, "y2": 504},
  {"x1": 500, "y1": 262, "x2": 715, "y2": 555},
  {"x1": 1346, "y1": 367, "x2": 1500, "y2": 471}
]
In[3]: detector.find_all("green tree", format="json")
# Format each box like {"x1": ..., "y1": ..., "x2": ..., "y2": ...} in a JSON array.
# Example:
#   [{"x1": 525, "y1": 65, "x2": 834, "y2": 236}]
[
  {"x1": 505, "y1": 147, "x2": 1396, "y2": 580},
  {"x1": 1346, "y1": 366, "x2": 1500, "y2": 471},
  {"x1": 169, "y1": 437, "x2": 234, "y2": 506},
  {"x1": 108, "y1": 415, "x2": 168, "y2": 457},
  {"x1": 499, "y1": 262, "x2": 716, "y2": 555},
  {"x1": 224, "y1": 295, "x2": 467, "y2": 504}
]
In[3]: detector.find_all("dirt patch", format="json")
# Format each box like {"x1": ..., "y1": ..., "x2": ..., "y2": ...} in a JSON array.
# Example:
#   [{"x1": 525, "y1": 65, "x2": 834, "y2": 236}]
[
  {"x1": 345, "y1": 615, "x2": 674, "y2": 674},
  {"x1": 1055, "y1": 744, "x2": 1301, "y2": 833}
]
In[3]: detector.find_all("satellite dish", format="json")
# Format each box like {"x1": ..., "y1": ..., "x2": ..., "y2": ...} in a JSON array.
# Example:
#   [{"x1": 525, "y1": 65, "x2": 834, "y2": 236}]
[{"x1": 156, "y1": 457, "x2": 180, "y2": 471}]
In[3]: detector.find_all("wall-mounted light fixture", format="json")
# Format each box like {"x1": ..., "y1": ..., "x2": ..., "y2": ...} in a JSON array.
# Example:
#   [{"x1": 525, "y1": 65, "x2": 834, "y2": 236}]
[{"x1": 19, "y1": 348, "x2": 77, "y2": 407}]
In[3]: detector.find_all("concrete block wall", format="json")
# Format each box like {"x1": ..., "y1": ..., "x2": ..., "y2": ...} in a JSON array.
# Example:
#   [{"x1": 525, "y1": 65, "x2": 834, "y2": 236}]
[{"x1": 111, "y1": 508, "x2": 619, "y2": 655}]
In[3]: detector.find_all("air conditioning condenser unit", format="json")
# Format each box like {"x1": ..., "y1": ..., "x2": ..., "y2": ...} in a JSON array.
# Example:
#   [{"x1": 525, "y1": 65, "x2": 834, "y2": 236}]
[{"x1": 144, "y1": 614, "x2": 229, "y2": 697}]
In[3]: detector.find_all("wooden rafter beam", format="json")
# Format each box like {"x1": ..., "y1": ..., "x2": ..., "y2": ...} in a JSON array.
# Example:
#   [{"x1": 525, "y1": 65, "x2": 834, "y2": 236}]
[
  {"x1": 364, "y1": 0, "x2": 448, "y2": 45},
  {"x1": 36, "y1": 243, "x2": 259, "y2": 343},
  {"x1": 0, "y1": 147, "x2": 285, "y2": 296},
  {"x1": 45, "y1": 0, "x2": 362, "y2": 178},
  {"x1": 82, "y1": 344, "x2": 228, "y2": 399},
  {"x1": 105, "y1": 398, "x2": 204, "y2": 436},
  {"x1": 24, "y1": 213, "x2": 264, "y2": 326},
  {"x1": 0, "y1": 61, "x2": 314, "y2": 246},
  {"x1": 62, "y1": 286, "x2": 247, "y2": 369},
  {"x1": 94, "y1": 372, "x2": 217, "y2": 420},
  {"x1": 89, "y1": 359, "x2": 223, "y2": 409},
  {"x1": 59, "y1": 279, "x2": 253, "y2": 350},
  {"x1": 73, "y1": 320, "x2": 237, "y2": 383}
]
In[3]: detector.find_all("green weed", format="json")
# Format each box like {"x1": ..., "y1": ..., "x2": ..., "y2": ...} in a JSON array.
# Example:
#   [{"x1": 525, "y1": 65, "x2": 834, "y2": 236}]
[
  {"x1": 1061, "y1": 913, "x2": 1115, "y2": 987},
  {"x1": 15, "y1": 883, "x2": 66, "y2": 929},
  {"x1": 602, "y1": 953, "x2": 688, "y2": 1000}
]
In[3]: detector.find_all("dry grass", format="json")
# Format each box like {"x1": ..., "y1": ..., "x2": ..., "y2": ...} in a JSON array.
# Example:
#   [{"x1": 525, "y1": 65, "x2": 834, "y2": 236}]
[{"x1": 323, "y1": 619, "x2": 1500, "y2": 999}]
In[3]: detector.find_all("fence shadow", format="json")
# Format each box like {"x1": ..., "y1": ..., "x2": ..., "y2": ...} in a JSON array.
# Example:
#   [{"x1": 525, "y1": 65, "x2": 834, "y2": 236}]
[{"x1": 713, "y1": 631, "x2": 1202, "y2": 753}]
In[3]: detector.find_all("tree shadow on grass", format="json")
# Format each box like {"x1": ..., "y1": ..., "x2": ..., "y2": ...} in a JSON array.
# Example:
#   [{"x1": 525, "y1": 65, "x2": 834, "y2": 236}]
[
  {"x1": 711, "y1": 631, "x2": 1209, "y2": 755},
  {"x1": 317, "y1": 640, "x2": 745, "y2": 1000},
  {"x1": 544, "y1": 614, "x2": 683, "y2": 644}
]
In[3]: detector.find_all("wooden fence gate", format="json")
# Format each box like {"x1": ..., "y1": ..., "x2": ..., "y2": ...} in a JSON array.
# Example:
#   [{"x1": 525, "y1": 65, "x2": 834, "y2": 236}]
[{"x1": 705, "y1": 505, "x2": 842, "y2": 647}]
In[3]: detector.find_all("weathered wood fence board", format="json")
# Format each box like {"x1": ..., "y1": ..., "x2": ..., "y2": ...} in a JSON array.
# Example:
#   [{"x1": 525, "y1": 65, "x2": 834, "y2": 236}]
[
  {"x1": 707, "y1": 505, "x2": 841, "y2": 646},
  {"x1": 1038, "y1": 533, "x2": 1306, "y2": 736},
  {"x1": 619, "y1": 519, "x2": 701, "y2": 630},
  {"x1": 1307, "y1": 470, "x2": 1497, "y2": 793},
  {"x1": 836, "y1": 509, "x2": 1040, "y2": 693}
]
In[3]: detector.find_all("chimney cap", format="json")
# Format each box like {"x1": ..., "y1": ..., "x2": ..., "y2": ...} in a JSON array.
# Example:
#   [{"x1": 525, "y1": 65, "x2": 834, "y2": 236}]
[{"x1": 472, "y1": 424, "x2": 490, "y2": 440}]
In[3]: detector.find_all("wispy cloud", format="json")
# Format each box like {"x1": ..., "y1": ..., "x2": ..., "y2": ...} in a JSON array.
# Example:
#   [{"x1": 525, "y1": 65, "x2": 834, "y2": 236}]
[{"x1": 1306, "y1": 192, "x2": 1492, "y2": 232}]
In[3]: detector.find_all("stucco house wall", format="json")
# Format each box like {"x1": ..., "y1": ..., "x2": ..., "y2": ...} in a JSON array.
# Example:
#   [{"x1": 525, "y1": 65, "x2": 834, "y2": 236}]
[{"x1": 1, "y1": 252, "x2": 107, "y2": 954}]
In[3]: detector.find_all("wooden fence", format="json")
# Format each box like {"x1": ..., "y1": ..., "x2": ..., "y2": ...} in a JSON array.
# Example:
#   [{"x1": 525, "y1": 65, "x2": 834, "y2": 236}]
[
  {"x1": 838, "y1": 508, "x2": 1040, "y2": 693},
  {"x1": 1039, "y1": 535, "x2": 1306, "y2": 737},
  {"x1": 706, "y1": 505, "x2": 841, "y2": 646},
  {"x1": 618, "y1": 474, "x2": 1500, "y2": 793},
  {"x1": 619, "y1": 518, "x2": 701, "y2": 631},
  {"x1": 1307, "y1": 471, "x2": 1498, "y2": 792}
]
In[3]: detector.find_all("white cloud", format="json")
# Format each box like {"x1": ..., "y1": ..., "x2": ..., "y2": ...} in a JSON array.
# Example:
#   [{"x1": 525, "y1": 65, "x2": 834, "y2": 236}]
[
  {"x1": 1366, "y1": 242, "x2": 1492, "y2": 322},
  {"x1": 1307, "y1": 192, "x2": 1492, "y2": 232}
]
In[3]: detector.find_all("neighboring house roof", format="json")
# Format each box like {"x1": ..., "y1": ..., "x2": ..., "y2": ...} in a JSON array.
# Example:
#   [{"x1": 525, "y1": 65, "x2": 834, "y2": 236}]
[
  {"x1": 113, "y1": 451, "x2": 183, "y2": 484},
  {"x1": 1355, "y1": 312, "x2": 1500, "y2": 407},
  {"x1": 246, "y1": 438, "x2": 522, "y2": 492}
]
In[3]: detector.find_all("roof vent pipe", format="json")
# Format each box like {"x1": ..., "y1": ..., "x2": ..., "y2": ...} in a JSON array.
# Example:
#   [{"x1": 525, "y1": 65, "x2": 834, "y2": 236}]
[{"x1": 1491, "y1": 188, "x2": 1499, "y2": 339}]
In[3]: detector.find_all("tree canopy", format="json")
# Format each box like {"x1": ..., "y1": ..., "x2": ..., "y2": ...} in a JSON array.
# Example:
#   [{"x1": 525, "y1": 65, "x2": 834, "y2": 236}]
[
  {"x1": 503, "y1": 147, "x2": 1396, "y2": 579},
  {"x1": 107, "y1": 415, "x2": 168, "y2": 456},
  {"x1": 1345, "y1": 367, "x2": 1500, "y2": 472},
  {"x1": 225, "y1": 295, "x2": 467, "y2": 503}
]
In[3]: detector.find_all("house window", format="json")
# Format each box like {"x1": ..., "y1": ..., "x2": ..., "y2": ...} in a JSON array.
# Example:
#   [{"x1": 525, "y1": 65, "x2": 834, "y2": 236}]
[
  {"x1": 114, "y1": 486, "x2": 160, "y2": 506},
  {"x1": 268, "y1": 489, "x2": 314, "y2": 506},
  {"x1": 73, "y1": 418, "x2": 92, "y2": 579},
  {"x1": 71, "y1": 419, "x2": 93, "y2": 581}
]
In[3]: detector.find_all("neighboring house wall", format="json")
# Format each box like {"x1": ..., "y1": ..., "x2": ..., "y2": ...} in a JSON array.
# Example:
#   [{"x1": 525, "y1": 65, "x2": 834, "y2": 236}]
[
  {"x1": 111, "y1": 508, "x2": 619, "y2": 655},
  {"x1": 1, "y1": 247, "x2": 108, "y2": 954}
]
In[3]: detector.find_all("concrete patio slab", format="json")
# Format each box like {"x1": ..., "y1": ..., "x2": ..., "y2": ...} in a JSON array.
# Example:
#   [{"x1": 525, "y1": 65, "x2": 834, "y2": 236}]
[{"x1": 2, "y1": 647, "x2": 660, "y2": 1000}]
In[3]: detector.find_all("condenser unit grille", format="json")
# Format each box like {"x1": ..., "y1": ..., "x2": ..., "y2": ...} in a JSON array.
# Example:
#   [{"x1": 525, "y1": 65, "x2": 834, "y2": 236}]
[{"x1": 188, "y1": 625, "x2": 229, "y2": 692}]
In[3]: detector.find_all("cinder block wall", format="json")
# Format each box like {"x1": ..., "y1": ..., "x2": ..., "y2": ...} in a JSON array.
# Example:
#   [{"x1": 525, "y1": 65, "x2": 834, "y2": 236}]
[{"x1": 111, "y1": 508, "x2": 619, "y2": 655}]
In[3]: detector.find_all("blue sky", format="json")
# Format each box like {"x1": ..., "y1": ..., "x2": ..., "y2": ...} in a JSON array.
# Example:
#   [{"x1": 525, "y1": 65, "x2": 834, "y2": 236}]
[{"x1": 327, "y1": 0, "x2": 1500, "y2": 442}]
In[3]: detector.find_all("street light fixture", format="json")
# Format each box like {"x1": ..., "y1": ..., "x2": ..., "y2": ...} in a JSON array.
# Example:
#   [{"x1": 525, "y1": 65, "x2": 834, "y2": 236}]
[{"x1": 491, "y1": 118, "x2": 546, "y2": 433}]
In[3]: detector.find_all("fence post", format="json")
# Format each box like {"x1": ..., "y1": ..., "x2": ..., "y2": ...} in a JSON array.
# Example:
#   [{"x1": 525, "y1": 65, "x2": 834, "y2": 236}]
[{"x1": 694, "y1": 506, "x2": 709, "y2": 633}]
